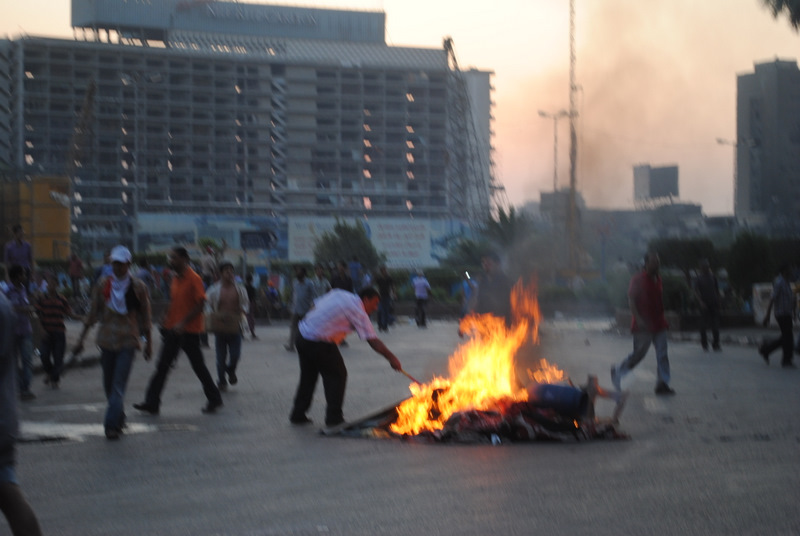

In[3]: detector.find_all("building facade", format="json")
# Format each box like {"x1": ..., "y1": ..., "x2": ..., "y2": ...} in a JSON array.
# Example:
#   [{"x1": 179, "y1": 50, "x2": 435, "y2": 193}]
[
  {"x1": 736, "y1": 59, "x2": 800, "y2": 230},
  {"x1": 0, "y1": 0, "x2": 495, "y2": 262}
]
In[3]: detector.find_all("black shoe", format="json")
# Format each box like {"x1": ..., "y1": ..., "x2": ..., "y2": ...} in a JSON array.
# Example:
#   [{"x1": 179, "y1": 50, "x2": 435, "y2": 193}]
[
  {"x1": 227, "y1": 370, "x2": 237, "y2": 385},
  {"x1": 201, "y1": 400, "x2": 223, "y2": 414},
  {"x1": 290, "y1": 415, "x2": 312, "y2": 425},
  {"x1": 712, "y1": 345, "x2": 722, "y2": 352},
  {"x1": 758, "y1": 345, "x2": 769, "y2": 364},
  {"x1": 105, "y1": 428, "x2": 120, "y2": 440},
  {"x1": 133, "y1": 402, "x2": 159, "y2": 415},
  {"x1": 781, "y1": 362, "x2": 796, "y2": 369},
  {"x1": 20, "y1": 391, "x2": 36, "y2": 401},
  {"x1": 217, "y1": 380, "x2": 227, "y2": 392},
  {"x1": 655, "y1": 383, "x2": 676, "y2": 396},
  {"x1": 702, "y1": 345, "x2": 709, "y2": 352}
]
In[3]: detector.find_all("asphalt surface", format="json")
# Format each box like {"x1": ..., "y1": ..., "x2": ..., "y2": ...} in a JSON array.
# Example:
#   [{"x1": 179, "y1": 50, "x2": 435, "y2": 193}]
[{"x1": 11, "y1": 317, "x2": 800, "y2": 536}]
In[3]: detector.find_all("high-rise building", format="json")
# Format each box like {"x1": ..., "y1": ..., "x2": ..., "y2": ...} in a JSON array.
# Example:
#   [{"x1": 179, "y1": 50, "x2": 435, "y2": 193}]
[
  {"x1": 0, "y1": 0, "x2": 495, "y2": 264},
  {"x1": 736, "y1": 59, "x2": 800, "y2": 229}
]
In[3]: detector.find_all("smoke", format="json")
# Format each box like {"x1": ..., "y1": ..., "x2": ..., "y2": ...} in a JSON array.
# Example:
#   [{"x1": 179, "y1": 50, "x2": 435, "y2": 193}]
[{"x1": 496, "y1": 0, "x2": 796, "y2": 215}]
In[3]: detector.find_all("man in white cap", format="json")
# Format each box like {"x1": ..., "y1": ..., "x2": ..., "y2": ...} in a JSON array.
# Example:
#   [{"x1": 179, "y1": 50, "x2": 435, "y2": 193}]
[{"x1": 74, "y1": 245, "x2": 152, "y2": 440}]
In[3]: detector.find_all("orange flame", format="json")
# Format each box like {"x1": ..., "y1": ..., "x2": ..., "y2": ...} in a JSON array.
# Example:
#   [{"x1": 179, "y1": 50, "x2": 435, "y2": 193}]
[{"x1": 390, "y1": 279, "x2": 564, "y2": 436}]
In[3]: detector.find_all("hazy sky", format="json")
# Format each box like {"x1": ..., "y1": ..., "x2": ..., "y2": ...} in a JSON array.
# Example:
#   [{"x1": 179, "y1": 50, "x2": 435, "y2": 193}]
[{"x1": 3, "y1": 0, "x2": 799, "y2": 215}]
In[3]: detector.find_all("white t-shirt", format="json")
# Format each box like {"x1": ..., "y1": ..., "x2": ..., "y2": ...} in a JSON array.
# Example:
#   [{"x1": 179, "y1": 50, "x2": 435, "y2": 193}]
[{"x1": 299, "y1": 289, "x2": 377, "y2": 343}]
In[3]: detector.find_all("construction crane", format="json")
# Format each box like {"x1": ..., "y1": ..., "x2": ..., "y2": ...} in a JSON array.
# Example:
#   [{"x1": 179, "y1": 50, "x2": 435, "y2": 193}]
[
  {"x1": 443, "y1": 37, "x2": 507, "y2": 226},
  {"x1": 63, "y1": 79, "x2": 96, "y2": 241}
]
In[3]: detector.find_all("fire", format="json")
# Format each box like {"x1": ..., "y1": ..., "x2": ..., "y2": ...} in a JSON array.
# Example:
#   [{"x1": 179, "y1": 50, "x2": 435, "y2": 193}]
[{"x1": 390, "y1": 280, "x2": 564, "y2": 436}]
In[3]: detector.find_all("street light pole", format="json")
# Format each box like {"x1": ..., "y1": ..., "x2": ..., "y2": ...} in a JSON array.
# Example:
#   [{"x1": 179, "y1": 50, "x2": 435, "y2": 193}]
[{"x1": 538, "y1": 109, "x2": 569, "y2": 192}]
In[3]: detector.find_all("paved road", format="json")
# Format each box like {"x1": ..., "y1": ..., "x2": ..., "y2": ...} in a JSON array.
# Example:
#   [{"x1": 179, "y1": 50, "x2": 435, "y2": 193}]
[{"x1": 12, "y1": 318, "x2": 800, "y2": 535}]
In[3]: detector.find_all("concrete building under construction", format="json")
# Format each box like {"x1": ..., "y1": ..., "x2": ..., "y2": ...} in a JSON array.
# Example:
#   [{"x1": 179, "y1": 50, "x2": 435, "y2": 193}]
[{"x1": 0, "y1": 0, "x2": 496, "y2": 264}]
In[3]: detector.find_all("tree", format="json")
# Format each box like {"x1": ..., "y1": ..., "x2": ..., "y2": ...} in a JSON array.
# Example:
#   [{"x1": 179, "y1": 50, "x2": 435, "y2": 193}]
[
  {"x1": 648, "y1": 238, "x2": 717, "y2": 277},
  {"x1": 483, "y1": 206, "x2": 534, "y2": 249},
  {"x1": 762, "y1": 0, "x2": 800, "y2": 30},
  {"x1": 725, "y1": 232, "x2": 773, "y2": 298},
  {"x1": 312, "y1": 219, "x2": 385, "y2": 271}
]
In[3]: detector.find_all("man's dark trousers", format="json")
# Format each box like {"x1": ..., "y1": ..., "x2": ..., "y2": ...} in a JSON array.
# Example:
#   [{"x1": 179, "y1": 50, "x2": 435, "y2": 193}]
[
  {"x1": 291, "y1": 334, "x2": 347, "y2": 426},
  {"x1": 143, "y1": 329, "x2": 222, "y2": 409}
]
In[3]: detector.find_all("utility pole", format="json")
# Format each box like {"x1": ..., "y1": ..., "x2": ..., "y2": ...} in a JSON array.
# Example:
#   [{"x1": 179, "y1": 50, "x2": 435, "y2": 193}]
[
  {"x1": 567, "y1": 0, "x2": 579, "y2": 273},
  {"x1": 538, "y1": 109, "x2": 568, "y2": 192}
]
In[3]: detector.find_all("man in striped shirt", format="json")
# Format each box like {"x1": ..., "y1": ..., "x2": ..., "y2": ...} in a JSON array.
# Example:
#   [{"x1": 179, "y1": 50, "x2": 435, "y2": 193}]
[{"x1": 34, "y1": 273, "x2": 75, "y2": 388}]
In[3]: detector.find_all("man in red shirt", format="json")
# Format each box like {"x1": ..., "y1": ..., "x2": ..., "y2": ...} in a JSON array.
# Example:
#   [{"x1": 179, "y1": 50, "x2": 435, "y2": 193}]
[
  {"x1": 134, "y1": 246, "x2": 222, "y2": 415},
  {"x1": 611, "y1": 252, "x2": 675, "y2": 395}
]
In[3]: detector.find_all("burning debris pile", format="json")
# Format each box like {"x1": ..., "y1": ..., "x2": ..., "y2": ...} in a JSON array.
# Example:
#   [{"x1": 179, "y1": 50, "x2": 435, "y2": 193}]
[{"x1": 331, "y1": 281, "x2": 628, "y2": 444}]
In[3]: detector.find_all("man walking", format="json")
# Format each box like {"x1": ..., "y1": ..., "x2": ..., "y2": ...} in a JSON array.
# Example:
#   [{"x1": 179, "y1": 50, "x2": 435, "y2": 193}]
[
  {"x1": 3, "y1": 225, "x2": 33, "y2": 286},
  {"x1": 4, "y1": 266, "x2": 35, "y2": 401},
  {"x1": 693, "y1": 259, "x2": 721, "y2": 351},
  {"x1": 134, "y1": 246, "x2": 223, "y2": 415},
  {"x1": 289, "y1": 288, "x2": 403, "y2": 427},
  {"x1": 205, "y1": 260, "x2": 249, "y2": 390},
  {"x1": 74, "y1": 246, "x2": 152, "y2": 439},
  {"x1": 375, "y1": 265, "x2": 394, "y2": 332},
  {"x1": 284, "y1": 265, "x2": 315, "y2": 352},
  {"x1": 412, "y1": 270, "x2": 431, "y2": 328},
  {"x1": 759, "y1": 264, "x2": 796, "y2": 368},
  {"x1": 611, "y1": 252, "x2": 675, "y2": 395}
]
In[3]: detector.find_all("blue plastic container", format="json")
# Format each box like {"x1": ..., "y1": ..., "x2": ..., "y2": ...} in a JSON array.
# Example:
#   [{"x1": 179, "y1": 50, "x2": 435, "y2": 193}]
[{"x1": 528, "y1": 383, "x2": 588, "y2": 418}]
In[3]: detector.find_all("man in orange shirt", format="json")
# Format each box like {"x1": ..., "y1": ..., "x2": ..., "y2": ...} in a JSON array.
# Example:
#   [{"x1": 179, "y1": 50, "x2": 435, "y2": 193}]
[{"x1": 134, "y1": 246, "x2": 223, "y2": 415}]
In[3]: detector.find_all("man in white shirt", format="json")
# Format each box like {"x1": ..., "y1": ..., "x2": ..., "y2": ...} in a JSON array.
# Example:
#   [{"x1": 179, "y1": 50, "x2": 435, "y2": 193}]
[{"x1": 289, "y1": 287, "x2": 402, "y2": 427}]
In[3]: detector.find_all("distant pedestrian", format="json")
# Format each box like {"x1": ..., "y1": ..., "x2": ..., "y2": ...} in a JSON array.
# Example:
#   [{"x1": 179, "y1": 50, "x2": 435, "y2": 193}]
[
  {"x1": 34, "y1": 272, "x2": 76, "y2": 389},
  {"x1": 693, "y1": 259, "x2": 721, "y2": 352},
  {"x1": 348, "y1": 256, "x2": 363, "y2": 291},
  {"x1": 375, "y1": 265, "x2": 394, "y2": 332},
  {"x1": 289, "y1": 288, "x2": 403, "y2": 427},
  {"x1": 244, "y1": 273, "x2": 259, "y2": 338},
  {"x1": 3, "y1": 225, "x2": 33, "y2": 287},
  {"x1": 759, "y1": 264, "x2": 796, "y2": 368},
  {"x1": 284, "y1": 266, "x2": 315, "y2": 352},
  {"x1": 311, "y1": 263, "x2": 332, "y2": 299},
  {"x1": 470, "y1": 252, "x2": 512, "y2": 326},
  {"x1": 330, "y1": 260, "x2": 354, "y2": 293},
  {"x1": 74, "y1": 246, "x2": 152, "y2": 439},
  {"x1": 611, "y1": 252, "x2": 674, "y2": 395},
  {"x1": 134, "y1": 246, "x2": 223, "y2": 415},
  {"x1": 205, "y1": 260, "x2": 249, "y2": 391},
  {"x1": 0, "y1": 291, "x2": 43, "y2": 535},
  {"x1": 412, "y1": 270, "x2": 431, "y2": 328},
  {"x1": 3, "y1": 266, "x2": 35, "y2": 401}
]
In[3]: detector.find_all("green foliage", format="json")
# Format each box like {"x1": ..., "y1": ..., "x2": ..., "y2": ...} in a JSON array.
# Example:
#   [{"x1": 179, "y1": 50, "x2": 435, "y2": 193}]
[
  {"x1": 648, "y1": 238, "x2": 716, "y2": 275},
  {"x1": 763, "y1": 0, "x2": 800, "y2": 30},
  {"x1": 661, "y1": 273, "x2": 692, "y2": 313},
  {"x1": 725, "y1": 232, "x2": 773, "y2": 298},
  {"x1": 438, "y1": 237, "x2": 486, "y2": 274},
  {"x1": 312, "y1": 219, "x2": 386, "y2": 272},
  {"x1": 483, "y1": 206, "x2": 534, "y2": 248}
]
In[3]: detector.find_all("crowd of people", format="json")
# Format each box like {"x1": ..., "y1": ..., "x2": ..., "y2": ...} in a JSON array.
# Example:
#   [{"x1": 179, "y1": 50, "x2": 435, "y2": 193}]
[{"x1": 1, "y1": 221, "x2": 798, "y2": 535}]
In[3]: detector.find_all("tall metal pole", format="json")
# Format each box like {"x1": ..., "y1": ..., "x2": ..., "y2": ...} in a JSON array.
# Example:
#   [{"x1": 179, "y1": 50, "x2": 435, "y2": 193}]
[
  {"x1": 567, "y1": 0, "x2": 579, "y2": 272},
  {"x1": 539, "y1": 110, "x2": 568, "y2": 192}
]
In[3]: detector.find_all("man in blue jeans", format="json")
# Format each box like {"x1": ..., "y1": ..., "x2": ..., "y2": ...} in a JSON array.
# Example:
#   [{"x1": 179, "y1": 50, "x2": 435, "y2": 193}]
[
  {"x1": 611, "y1": 252, "x2": 675, "y2": 396},
  {"x1": 74, "y1": 245, "x2": 153, "y2": 440},
  {"x1": 4, "y1": 266, "x2": 35, "y2": 401},
  {"x1": 0, "y1": 291, "x2": 42, "y2": 535}
]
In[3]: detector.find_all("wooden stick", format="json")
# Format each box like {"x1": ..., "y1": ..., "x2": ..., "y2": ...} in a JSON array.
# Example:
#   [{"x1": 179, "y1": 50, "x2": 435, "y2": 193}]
[{"x1": 400, "y1": 369, "x2": 422, "y2": 384}]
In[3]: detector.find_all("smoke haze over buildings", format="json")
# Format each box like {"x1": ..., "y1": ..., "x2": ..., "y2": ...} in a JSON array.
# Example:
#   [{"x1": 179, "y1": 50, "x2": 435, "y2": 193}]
[{"x1": 2, "y1": 0, "x2": 799, "y2": 215}]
